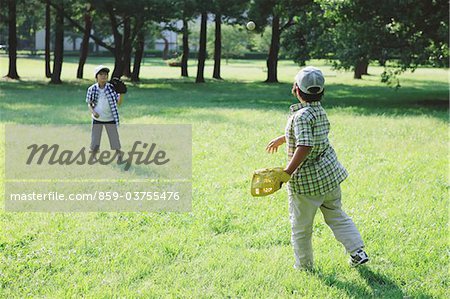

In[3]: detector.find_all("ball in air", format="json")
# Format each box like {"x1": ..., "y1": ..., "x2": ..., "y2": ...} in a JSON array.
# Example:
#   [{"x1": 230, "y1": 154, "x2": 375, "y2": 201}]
[{"x1": 246, "y1": 21, "x2": 256, "y2": 31}]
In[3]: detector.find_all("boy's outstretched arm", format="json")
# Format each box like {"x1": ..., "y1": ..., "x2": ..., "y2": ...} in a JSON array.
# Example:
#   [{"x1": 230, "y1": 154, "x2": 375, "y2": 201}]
[
  {"x1": 266, "y1": 135, "x2": 286, "y2": 153},
  {"x1": 284, "y1": 145, "x2": 312, "y2": 175}
]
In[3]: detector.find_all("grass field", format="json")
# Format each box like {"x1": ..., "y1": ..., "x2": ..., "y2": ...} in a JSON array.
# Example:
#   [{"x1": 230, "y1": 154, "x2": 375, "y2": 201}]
[{"x1": 0, "y1": 56, "x2": 448, "y2": 298}]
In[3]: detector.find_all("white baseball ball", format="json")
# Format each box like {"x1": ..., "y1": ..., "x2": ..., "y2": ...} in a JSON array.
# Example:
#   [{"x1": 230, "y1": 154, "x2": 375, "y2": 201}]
[{"x1": 246, "y1": 21, "x2": 256, "y2": 31}]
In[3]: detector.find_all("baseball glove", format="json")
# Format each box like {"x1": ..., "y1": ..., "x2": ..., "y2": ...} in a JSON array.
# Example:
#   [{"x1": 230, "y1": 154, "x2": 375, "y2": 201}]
[
  {"x1": 110, "y1": 77, "x2": 127, "y2": 94},
  {"x1": 250, "y1": 167, "x2": 291, "y2": 197}
]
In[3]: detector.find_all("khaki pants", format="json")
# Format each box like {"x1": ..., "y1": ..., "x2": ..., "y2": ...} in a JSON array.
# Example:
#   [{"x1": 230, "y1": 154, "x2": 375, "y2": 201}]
[{"x1": 288, "y1": 185, "x2": 364, "y2": 269}]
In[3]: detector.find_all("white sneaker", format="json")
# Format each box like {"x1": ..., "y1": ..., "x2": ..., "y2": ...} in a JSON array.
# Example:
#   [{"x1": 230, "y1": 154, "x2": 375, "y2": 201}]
[{"x1": 350, "y1": 249, "x2": 369, "y2": 267}]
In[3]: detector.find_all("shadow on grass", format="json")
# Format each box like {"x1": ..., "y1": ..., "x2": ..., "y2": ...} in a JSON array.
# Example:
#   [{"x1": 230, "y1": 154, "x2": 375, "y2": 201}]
[
  {"x1": 0, "y1": 79, "x2": 447, "y2": 124},
  {"x1": 314, "y1": 266, "x2": 432, "y2": 298}
]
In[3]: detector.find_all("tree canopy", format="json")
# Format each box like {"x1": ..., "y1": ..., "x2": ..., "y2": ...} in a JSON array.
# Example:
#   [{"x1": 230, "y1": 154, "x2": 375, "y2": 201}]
[{"x1": 2, "y1": 0, "x2": 448, "y2": 84}]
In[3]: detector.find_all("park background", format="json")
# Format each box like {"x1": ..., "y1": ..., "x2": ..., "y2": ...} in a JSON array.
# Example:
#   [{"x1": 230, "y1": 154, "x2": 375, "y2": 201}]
[{"x1": 0, "y1": 0, "x2": 449, "y2": 298}]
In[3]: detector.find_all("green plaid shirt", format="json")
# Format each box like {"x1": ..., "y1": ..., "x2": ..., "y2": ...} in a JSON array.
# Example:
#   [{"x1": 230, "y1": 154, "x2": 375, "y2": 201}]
[{"x1": 285, "y1": 101, "x2": 348, "y2": 195}]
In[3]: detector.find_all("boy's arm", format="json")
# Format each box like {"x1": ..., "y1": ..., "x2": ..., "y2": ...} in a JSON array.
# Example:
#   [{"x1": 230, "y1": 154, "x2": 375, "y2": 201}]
[
  {"x1": 266, "y1": 135, "x2": 286, "y2": 153},
  {"x1": 117, "y1": 94, "x2": 123, "y2": 106},
  {"x1": 284, "y1": 145, "x2": 312, "y2": 175},
  {"x1": 88, "y1": 103, "x2": 99, "y2": 118}
]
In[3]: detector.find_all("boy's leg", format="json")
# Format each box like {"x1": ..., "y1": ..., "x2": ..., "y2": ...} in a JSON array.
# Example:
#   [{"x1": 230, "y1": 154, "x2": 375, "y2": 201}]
[
  {"x1": 320, "y1": 186, "x2": 365, "y2": 254},
  {"x1": 104, "y1": 122, "x2": 121, "y2": 150},
  {"x1": 288, "y1": 188, "x2": 321, "y2": 270},
  {"x1": 90, "y1": 121, "x2": 103, "y2": 153}
]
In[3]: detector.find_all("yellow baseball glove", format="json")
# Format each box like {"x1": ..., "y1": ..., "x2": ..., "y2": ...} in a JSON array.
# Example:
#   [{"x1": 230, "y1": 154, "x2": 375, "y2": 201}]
[{"x1": 250, "y1": 167, "x2": 291, "y2": 197}]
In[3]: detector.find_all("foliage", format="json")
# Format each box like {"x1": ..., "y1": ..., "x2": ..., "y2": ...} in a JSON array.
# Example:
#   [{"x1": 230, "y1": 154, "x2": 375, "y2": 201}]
[
  {"x1": 248, "y1": 0, "x2": 312, "y2": 30},
  {"x1": 248, "y1": 27, "x2": 272, "y2": 53},
  {"x1": 314, "y1": 0, "x2": 449, "y2": 82},
  {"x1": 211, "y1": 0, "x2": 249, "y2": 24},
  {"x1": 281, "y1": 1, "x2": 331, "y2": 65},
  {"x1": 1, "y1": 0, "x2": 447, "y2": 84},
  {"x1": 207, "y1": 24, "x2": 248, "y2": 62}
]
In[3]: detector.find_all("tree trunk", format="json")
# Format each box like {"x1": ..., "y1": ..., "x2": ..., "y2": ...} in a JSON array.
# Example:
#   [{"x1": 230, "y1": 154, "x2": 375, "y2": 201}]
[
  {"x1": 161, "y1": 35, "x2": 169, "y2": 60},
  {"x1": 6, "y1": 0, "x2": 19, "y2": 79},
  {"x1": 354, "y1": 59, "x2": 368, "y2": 79},
  {"x1": 45, "y1": 0, "x2": 51, "y2": 78},
  {"x1": 131, "y1": 30, "x2": 145, "y2": 82},
  {"x1": 108, "y1": 8, "x2": 123, "y2": 78},
  {"x1": 50, "y1": 3, "x2": 64, "y2": 84},
  {"x1": 265, "y1": 15, "x2": 280, "y2": 83},
  {"x1": 112, "y1": 47, "x2": 124, "y2": 78},
  {"x1": 212, "y1": 14, "x2": 222, "y2": 80},
  {"x1": 31, "y1": 20, "x2": 37, "y2": 55},
  {"x1": 77, "y1": 5, "x2": 92, "y2": 79},
  {"x1": 196, "y1": 12, "x2": 207, "y2": 83},
  {"x1": 181, "y1": 18, "x2": 189, "y2": 77},
  {"x1": 122, "y1": 16, "x2": 132, "y2": 78},
  {"x1": 362, "y1": 61, "x2": 369, "y2": 75}
]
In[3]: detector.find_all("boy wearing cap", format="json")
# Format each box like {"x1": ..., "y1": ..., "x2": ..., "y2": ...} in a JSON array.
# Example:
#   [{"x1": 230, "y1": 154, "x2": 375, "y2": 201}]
[
  {"x1": 86, "y1": 65, "x2": 123, "y2": 160},
  {"x1": 266, "y1": 66, "x2": 368, "y2": 270}
]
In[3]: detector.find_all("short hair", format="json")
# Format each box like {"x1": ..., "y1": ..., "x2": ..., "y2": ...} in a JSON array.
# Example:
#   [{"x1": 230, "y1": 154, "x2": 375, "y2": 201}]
[{"x1": 296, "y1": 84, "x2": 324, "y2": 102}]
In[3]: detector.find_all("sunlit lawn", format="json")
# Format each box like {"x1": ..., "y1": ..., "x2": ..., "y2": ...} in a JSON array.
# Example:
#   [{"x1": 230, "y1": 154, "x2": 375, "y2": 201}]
[{"x1": 0, "y1": 56, "x2": 448, "y2": 298}]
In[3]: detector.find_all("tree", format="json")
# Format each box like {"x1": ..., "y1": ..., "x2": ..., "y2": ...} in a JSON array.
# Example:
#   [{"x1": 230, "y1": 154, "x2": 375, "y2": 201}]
[
  {"x1": 317, "y1": 0, "x2": 449, "y2": 80},
  {"x1": 249, "y1": 0, "x2": 312, "y2": 83},
  {"x1": 131, "y1": 17, "x2": 158, "y2": 82},
  {"x1": 195, "y1": 10, "x2": 208, "y2": 83},
  {"x1": 122, "y1": 15, "x2": 132, "y2": 77},
  {"x1": 50, "y1": 0, "x2": 64, "y2": 84},
  {"x1": 17, "y1": 0, "x2": 42, "y2": 55},
  {"x1": 103, "y1": 0, "x2": 172, "y2": 78},
  {"x1": 389, "y1": 0, "x2": 449, "y2": 68},
  {"x1": 210, "y1": 0, "x2": 249, "y2": 79},
  {"x1": 77, "y1": 2, "x2": 93, "y2": 79},
  {"x1": 130, "y1": 1, "x2": 174, "y2": 81},
  {"x1": 170, "y1": 0, "x2": 197, "y2": 77},
  {"x1": 52, "y1": 0, "x2": 171, "y2": 79},
  {"x1": 131, "y1": 29, "x2": 145, "y2": 82},
  {"x1": 181, "y1": 17, "x2": 189, "y2": 77},
  {"x1": 207, "y1": 23, "x2": 247, "y2": 64},
  {"x1": 5, "y1": 0, "x2": 20, "y2": 79},
  {"x1": 47, "y1": 0, "x2": 86, "y2": 83},
  {"x1": 281, "y1": 2, "x2": 332, "y2": 66},
  {"x1": 45, "y1": 0, "x2": 52, "y2": 78},
  {"x1": 321, "y1": 0, "x2": 394, "y2": 78},
  {"x1": 160, "y1": 31, "x2": 170, "y2": 60}
]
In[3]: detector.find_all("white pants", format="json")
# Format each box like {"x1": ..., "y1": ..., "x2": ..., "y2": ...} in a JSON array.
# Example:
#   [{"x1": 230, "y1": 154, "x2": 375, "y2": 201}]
[{"x1": 288, "y1": 185, "x2": 364, "y2": 269}]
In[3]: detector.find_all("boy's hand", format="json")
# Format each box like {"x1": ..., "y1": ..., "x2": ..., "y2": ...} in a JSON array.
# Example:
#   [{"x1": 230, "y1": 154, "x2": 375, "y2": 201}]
[
  {"x1": 92, "y1": 112, "x2": 99, "y2": 118},
  {"x1": 266, "y1": 136, "x2": 286, "y2": 154}
]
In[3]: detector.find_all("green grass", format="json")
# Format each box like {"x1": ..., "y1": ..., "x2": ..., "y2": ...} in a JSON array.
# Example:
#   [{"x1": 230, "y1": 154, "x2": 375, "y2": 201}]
[{"x1": 0, "y1": 57, "x2": 448, "y2": 298}]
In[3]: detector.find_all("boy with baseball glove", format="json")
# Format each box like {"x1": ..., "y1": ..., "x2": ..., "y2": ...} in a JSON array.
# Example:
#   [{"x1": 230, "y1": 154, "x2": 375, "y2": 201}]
[
  {"x1": 86, "y1": 65, "x2": 127, "y2": 161},
  {"x1": 266, "y1": 66, "x2": 368, "y2": 270}
]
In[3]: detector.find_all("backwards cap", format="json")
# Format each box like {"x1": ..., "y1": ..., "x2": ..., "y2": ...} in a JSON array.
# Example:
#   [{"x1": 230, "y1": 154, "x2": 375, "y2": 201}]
[{"x1": 295, "y1": 66, "x2": 325, "y2": 95}]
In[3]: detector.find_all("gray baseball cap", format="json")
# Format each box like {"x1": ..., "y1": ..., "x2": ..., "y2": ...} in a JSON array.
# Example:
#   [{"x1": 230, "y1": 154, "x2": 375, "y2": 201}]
[{"x1": 295, "y1": 66, "x2": 325, "y2": 94}]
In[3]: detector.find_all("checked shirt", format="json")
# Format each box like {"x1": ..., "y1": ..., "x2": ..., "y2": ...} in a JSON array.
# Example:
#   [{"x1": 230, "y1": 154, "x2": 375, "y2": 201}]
[
  {"x1": 86, "y1": 83, "x2": 120, "y2": 126},
  {"x1": 285, "y1": 101, "x2": 348, "y2": 195}
]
